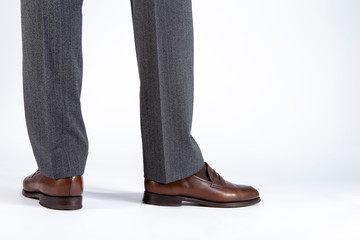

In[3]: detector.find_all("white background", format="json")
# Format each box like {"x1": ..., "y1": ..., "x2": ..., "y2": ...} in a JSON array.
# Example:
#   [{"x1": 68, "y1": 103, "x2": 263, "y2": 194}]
[{"x1": 0, "y1": 0, "x2": 359, "y2": 239}]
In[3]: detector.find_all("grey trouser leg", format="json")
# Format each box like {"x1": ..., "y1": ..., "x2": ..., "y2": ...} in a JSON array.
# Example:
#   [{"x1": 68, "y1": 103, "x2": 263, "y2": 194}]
[
  {"x1": 131, "y1": 0, "x2": 205, "y2": 184},
  {"x1": 21, "y1": 0, "x2": 88, "y2": 179}
]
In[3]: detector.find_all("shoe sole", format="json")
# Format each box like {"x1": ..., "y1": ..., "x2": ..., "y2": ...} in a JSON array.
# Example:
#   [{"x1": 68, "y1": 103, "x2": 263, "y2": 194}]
[
  {"x1": 22, "y1": 189, "x2": 82, "y2": 210},
  {"x1": 143, "y1": 191, "x2": 261, "y2": 208}
]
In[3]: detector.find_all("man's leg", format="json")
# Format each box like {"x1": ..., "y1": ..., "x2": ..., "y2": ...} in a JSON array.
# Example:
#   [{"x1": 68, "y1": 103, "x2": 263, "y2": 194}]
[
  {"x1": 130, "y1": 0, "x2": 205, "y2": 184},
  {"x1": 131, "y1": 0, "x2": 260, "y2": 207},
  {"x1": 21, "y1": 0, "x2": 88, "y2": 179},
  {"x1": 21, "y1": 0, "x2": 86, "y2": 210}
]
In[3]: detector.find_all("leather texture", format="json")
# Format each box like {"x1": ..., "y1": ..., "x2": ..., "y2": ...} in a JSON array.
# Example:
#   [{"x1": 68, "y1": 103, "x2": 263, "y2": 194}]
[
  {"x1": 23, "y1": 170, "x2": 83, "y2": 197},
  {"x1": 145, "y1": 163, "x2": 259, "y2": 203}
]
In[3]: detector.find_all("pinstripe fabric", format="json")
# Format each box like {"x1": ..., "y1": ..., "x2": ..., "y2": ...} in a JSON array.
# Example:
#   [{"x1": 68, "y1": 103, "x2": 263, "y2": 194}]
[{"x1": 21, "y1": 0, "x2": 204, "y2": 183}]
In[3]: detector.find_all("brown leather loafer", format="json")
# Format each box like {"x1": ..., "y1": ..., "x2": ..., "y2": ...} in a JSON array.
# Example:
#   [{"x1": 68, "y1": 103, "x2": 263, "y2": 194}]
[
  {"x1": 143, "y1": 163, "x2": 260, "y2": 207},
  {"x1": 22, "y1": 170, "x2": 83, "y2": 210}
]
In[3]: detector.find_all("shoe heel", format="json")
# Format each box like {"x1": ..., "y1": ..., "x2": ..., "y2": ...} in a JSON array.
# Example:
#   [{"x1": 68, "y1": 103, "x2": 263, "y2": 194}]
[
  {"x1": 39, "y1": 194, "x2": 82, "y2": 210},
  {"x1": 143, "y1": 191, "x2": 182, "y2": 206}
]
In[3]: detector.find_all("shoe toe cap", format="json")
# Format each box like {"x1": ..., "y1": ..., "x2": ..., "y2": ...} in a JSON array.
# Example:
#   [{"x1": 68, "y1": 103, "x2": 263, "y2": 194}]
[{"x1": 234, "y1": 184, "x2": 260, "y2": 201}]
